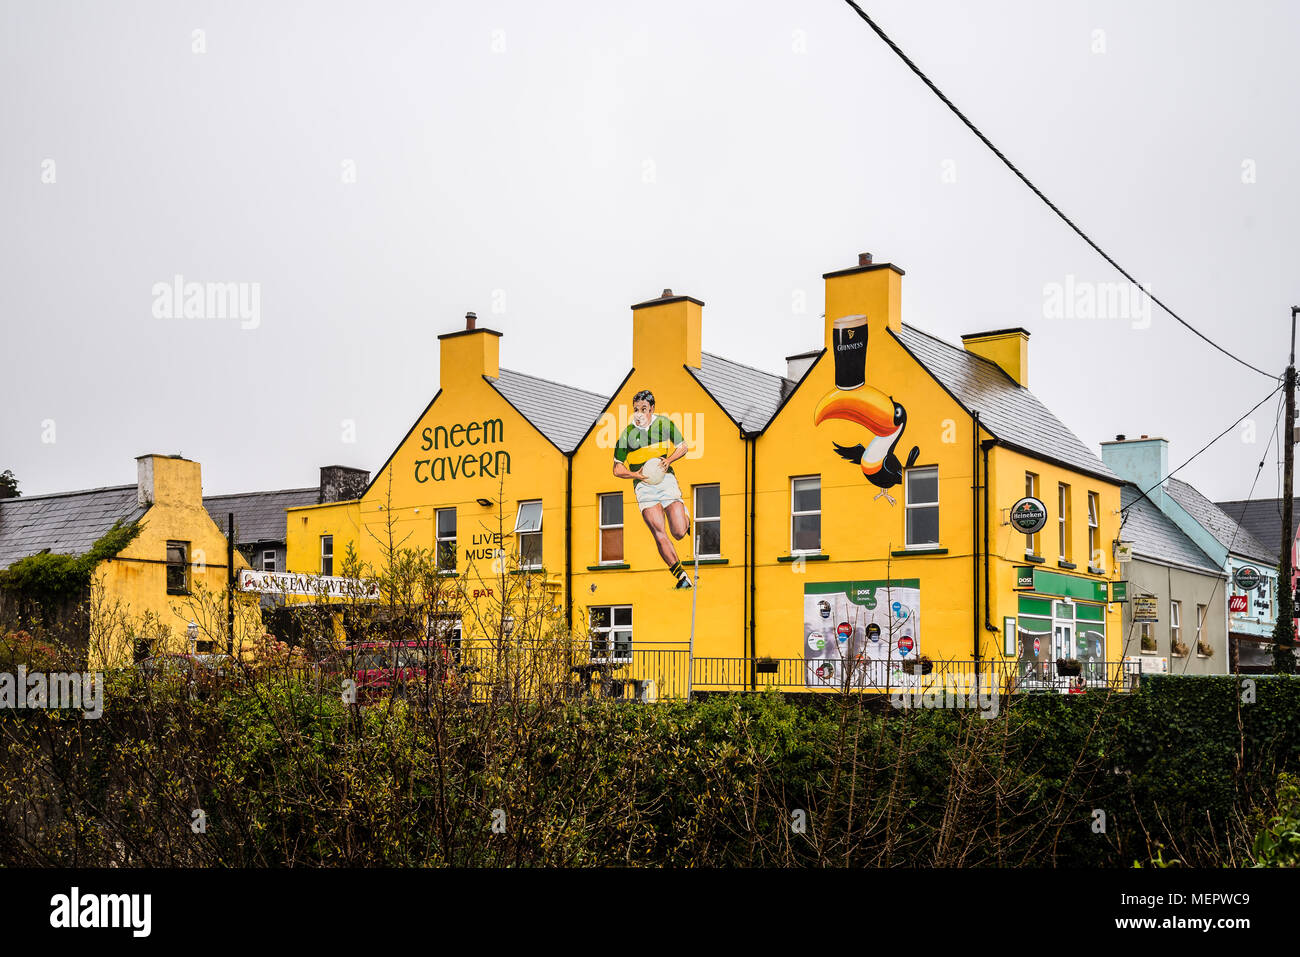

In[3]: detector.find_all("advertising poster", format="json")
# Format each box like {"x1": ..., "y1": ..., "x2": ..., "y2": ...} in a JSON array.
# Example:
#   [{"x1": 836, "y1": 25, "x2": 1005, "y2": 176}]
[{"x1": 804, "y1": 579, "x2": 920, "y2": 688}]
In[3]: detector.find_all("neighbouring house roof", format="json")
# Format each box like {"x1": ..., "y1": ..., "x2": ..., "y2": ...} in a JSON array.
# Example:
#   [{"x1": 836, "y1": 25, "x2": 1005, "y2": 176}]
[
  {"x1": 1120, "y1": 484, "x2": 1223, "y2": 575},
  {"x1": 893, "y1": 324, "x2": 1117, "y2": 483},
  {"x1": 0, "y1": 485, "x2": 148, "y2": 570},
  {"x1": 204, "y1": 488, "x2": 319, "y2": 547},
  {"x1": 488, "y1": 367, "x2": 609, "y2": 453},
  {"x1": 1214, "y1": 497, "x2": 1300, "y2": 564},
  {"x1": 1165, "y1": 477, "x2": 1276, "y2": 565},
  {"x1": 689, "y1": 352, "x2": 797, "y2": 433}
]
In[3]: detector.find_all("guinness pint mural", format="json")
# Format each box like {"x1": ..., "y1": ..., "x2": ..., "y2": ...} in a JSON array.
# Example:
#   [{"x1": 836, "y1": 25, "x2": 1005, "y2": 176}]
[
  {"x1": 813, "y1": 315, "x2": 919, "y2": 505},
  {"x1": 804, "y1": 579, "x2": 921, "y2": 688}
]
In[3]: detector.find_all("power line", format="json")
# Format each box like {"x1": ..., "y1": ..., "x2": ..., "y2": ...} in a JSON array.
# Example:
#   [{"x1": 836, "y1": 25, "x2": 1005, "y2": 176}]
[
  {"x1": 1119, "y1": 381, "x2": 1285, "y2": 512},
  {"x1": 840, "y1": 0, "x2": 1277, "y2": 380}
]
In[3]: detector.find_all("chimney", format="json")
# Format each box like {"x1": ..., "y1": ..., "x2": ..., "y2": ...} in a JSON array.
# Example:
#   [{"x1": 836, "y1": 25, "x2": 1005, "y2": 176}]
[
  {"x1": 1101, "y1": 435, "x2": 1170, "y2": 507},
  {"x1": 822, "y1": 252, "x2": 904, "y2": 361},
  {"x1": 135, "y1": 453, "x2": 201, "y2": 508},
  {"x1": 961, "y1": 328, "x2": 1031, "y2": 387},
  {"x1": 438, "y1": 311, "x2": 501, "y2": 386},
  {"x1": 785, "y1": 350, "x2": 820, "y2": 382},
  {"x1": 631, "y1": 288, "x2": 703, "y2": 372},
  {"x1": 319, "y1": 466, "x2": 370, "y2": 504}
]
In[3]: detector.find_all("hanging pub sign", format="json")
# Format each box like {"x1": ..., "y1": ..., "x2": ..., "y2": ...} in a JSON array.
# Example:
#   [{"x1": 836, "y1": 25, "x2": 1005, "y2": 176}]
[
  {"x1": 1233, "y1": 566, "x2": 1263, "y2": 591},
  {"x1": 238, "y1": 569, "x2": 379, "y2": 599},
  {"x1": 1009, "y1": 497, "x2": 1048, "y2": 535},
  {"x1": 1114, "y1": 541, "x2": 1134, "y2": 564},
  {"x1": 1110, "y1": 580, "x2": 1128, "y2": 602},
  {"x1": 1132, "y1": 595, "x2": 1159, "y2": 623}
]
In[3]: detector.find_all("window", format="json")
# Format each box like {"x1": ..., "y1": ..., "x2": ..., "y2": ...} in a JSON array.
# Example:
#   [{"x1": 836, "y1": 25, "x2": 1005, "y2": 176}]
[
  {"x1": 904, "y1": 467, "x2": 939, "y2": 547},
  {"x1": 1058, "y1": 483, "x2": 1072, "y2": 561},
  {"x1": 436, "y1": 508, "x2": 457, "y2": 572},
  {"x1": 1087, "y1": 492, "x2": 1100, "y2": 569},
  {"x1": 1170, "y1": 600, "x2": 1184, "y2": 655},
  {"x1": 1025, "y1": 472, "x2": 1040, "y2": 556},
  {"x1": 166, "y1": 541, "x2": 190, "y2": 595},
  {"x1": 320, "y1": 535, "x2": 333, "y2": 576},
  {"x1": 598, "y1": 493, "x2": 624, "y2": 563},
  {"x1": 791, "y1": 476, "x2": 821, "y2": 553},
  {"x1": 262, "y1": 549, "x2": 277, "y2": 572},
  {"x1": 1140, "y1": 620, "x2": 1155, "y2": 651},
  {"x1": 590, "y1": 605, "x2": 632, "y2": 662},
  {"x1": 427, "y1": 614, "x2": 463, "y2": 663},
  {"x1": 694, "y1": 484, "x2": 721, "y2": 557},
  {"x1": 514, "y1": 500, "x2": 543, "y2": 569},
  {"x1": 1196, "y1": 603, "x2": 1208, "y2": 653}
]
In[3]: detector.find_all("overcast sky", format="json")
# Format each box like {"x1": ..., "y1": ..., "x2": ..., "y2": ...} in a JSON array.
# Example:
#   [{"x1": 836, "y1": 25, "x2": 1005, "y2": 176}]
[{"x1": 3, "y1": 0, "x2": 1297, "y2": 506}]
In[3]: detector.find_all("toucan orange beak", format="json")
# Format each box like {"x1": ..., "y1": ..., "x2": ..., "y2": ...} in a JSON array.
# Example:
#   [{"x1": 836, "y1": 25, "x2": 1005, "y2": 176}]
[{"x1": 813, "y1": 386, "x2": 896, "y2": 436}]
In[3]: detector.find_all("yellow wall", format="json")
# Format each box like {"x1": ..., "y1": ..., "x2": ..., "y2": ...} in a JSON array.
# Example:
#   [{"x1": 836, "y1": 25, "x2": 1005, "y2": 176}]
[
  {"x1": 285, "y1": 326, "x2": 571, "y2": 644},
  {"x1": 570, "y1": 294, "x2": 749, "y2": 660},
  {"x1": 91, "y1": 455, "x2": 257, "y2": 669}
]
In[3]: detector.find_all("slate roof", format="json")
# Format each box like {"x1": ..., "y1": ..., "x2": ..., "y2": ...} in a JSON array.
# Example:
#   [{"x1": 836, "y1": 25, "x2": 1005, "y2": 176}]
[
  {"x1": 1214, "y1": 498, "x2": 1299, "y2": 564},
  {"x1": 893, "y1": 324, "x2": 1117, "y2": 482},
  {"x1": 0, "y1": 486, "x2": 148, "y2": 570},
  {"x1": 488, "y1": 368, "x2": 608, "y2": 453},
  {"x1": 690, "y1": 352, "x2": 797, "y2": 433},
  {"x1": 1120, "y1": 484, "x2": 1223, "y2": 575},
  {"x1": 204, "y1": 488, "x2": 319, "y2": 546},
  {"x1": 1165, "y1": 477, "x2": 1276, "y2": 564}
]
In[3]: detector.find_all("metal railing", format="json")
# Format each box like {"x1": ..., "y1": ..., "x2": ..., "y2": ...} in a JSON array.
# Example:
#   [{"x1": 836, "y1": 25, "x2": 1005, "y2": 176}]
[{"x1": 419, "y1": 648, "x2": 1143, "y2": 702}]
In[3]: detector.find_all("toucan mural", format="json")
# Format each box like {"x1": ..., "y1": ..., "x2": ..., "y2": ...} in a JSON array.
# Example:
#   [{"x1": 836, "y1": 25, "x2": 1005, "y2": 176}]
[{"x1": 813, "y1": 314, "x2": 919, "y2": 505}]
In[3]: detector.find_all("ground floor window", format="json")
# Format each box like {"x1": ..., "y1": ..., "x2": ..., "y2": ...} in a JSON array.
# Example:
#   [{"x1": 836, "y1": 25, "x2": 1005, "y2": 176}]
[
  {"x1": 1017, "y1": 595, "x2": 1105, "y2": 682},
  {"x1": 589, "y1": 605, "x2": 632, "y2": 663}
]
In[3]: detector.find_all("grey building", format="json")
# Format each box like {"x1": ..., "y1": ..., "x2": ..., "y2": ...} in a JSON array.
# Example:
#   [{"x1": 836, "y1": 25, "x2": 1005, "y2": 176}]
[{"x1": 1118, "y1": 483, "x2": 1228, "y2": 675}]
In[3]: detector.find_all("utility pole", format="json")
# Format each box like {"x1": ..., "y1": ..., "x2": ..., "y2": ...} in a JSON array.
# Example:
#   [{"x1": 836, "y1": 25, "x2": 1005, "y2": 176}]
[{"x1": 1272, "y1": 307, "x2": 1299, "y2": 673}]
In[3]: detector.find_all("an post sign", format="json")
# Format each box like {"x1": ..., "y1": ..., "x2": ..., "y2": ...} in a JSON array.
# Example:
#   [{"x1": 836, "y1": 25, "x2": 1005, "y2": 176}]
[
  {"x1": 1009, "y1": 497, "x2": 1048, "y2": 535},
  {"x1": 1110, "y1": 580, "x2": 1128, "y2": 602},
  {"x1": 1015, "y1": 566, "x2": 1035, "y2": 589},
  {"x1": 1233, "y1": 566, "x2": 1263, "y2": 591},
  {"x1": 1132, "y1": 595, "x2": 1159, "y2": 623}
]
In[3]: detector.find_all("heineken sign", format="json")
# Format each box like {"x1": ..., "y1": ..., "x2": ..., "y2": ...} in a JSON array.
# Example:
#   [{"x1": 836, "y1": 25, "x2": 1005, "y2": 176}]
[
  {"x1": 1233, "y1": 565, "x2": 1263, "y2": 592},
  {"x1": 1010, "y1": 496, "x2": 1048, "y2": 535}
]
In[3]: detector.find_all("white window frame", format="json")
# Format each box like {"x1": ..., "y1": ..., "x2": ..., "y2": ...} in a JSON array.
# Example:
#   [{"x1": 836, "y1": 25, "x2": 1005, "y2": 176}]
[
  {"x1": 1170, "y1": 599, "x2": 1183, "y2": 654},
  {"x1": 590, "y1": 605, "x2": 632, "y2": 663},
  {"x1": 320, "y1": 535, "x2": 333, "y2": 577},
  {"x1": 904, "y1": 466, "x2": 940, "y2": 548},
  {"x1": 514, "y1": 500, "x2": 543, "y2": 570},
  {"x1": 427, "y1": 614, "x2": 463, "y2": 662},
  {"x1": 436, "y1": 508, "x2": 457, "y2": 573},
  {"x1": 1058, "y1": 483, "x2": 1071, "y2": 561},
  {"x1": 598, "y1": 493, "x2": 624, "y2": 564},
  {"x1": 1025, "y1": 472, "x2": 1040, "y2": 556},
  {"x1": 262, "y1": 549, "x2": 277, "y2": 572},
  {"x1": 1196, "y1": 603, "x2": 1208, "y2": 654},
  {"x1": 693, "y1": 483, "x2": 721, "y2": 558},
  {"x1": 1087, "y1": 492, "x2": 1100, "y2": 568},
  {"x1": 790, "y1": 475, "x2": 821, "y2": 555}
]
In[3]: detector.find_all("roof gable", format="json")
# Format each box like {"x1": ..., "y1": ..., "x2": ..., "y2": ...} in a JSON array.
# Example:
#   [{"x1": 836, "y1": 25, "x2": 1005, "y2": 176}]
[
  {"x1": 1120, "y1": 484, "x2": 1222, "y2": 574},
  {"x1": 688, "y1": 352, "x2": 795, "y2": 433},
  {"x1": 892, "y1": 324, "x2": 1116, "y2": 482},
  {"x1": 204, "y1": 488, "x2": 320, "y2": 546},
  {"x1": 1166, "y1": 478, "x2": 1276, "y2": 564},
  {"x1": 487, "y1": 368, "x2": 609, "y2": 453}
]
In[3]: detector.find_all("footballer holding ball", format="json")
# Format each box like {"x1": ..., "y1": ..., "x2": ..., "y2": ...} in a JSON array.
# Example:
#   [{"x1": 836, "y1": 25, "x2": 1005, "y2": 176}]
[{"x1": 612, "y1": 389, "x2": 693, "y2": 589}]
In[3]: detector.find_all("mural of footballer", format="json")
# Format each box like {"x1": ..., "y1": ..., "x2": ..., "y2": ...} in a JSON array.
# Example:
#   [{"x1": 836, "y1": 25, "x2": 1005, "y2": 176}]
[{"x1": 612, "y1": 389, "x2": 694, "y2": 589}]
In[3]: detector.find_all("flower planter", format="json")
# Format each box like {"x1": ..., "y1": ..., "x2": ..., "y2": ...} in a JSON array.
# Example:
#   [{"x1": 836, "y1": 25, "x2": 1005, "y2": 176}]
[
  {"x1": 902, "y1": 658, "x2": 933, "y2": 676},
  {"x1": 1056, "y1": 658, "x2": 1082, "y2": 677}
]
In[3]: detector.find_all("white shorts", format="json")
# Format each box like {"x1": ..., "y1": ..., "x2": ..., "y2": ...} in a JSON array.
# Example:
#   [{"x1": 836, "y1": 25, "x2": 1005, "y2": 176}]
[{"x1": 635, "y1": 470, "x2": 686, "y2": 513}]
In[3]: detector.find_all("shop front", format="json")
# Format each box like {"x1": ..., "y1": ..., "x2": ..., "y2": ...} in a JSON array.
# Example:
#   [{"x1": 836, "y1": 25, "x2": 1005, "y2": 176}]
[{"x1": 1015, "y1": 567, "x2": 1110, "y2": 685}]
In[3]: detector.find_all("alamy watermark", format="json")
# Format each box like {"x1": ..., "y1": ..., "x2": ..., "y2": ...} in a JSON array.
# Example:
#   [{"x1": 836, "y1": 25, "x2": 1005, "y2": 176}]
[
  {"x1": 1042, "y1": 275, "x2": 1151, "y2": 328},
  {"x1": 889, "y1": 671, "x2": 1000, "y2": 718},
  {"x1": 0, "y1": 667, "x2": 103, "y2": 719},
  {"x1": 152, "y1": 274, "x2": 261, "y2": 329}
]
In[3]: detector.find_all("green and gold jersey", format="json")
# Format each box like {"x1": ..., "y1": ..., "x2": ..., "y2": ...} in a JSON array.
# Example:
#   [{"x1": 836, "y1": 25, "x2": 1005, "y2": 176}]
[{"x1": 614, "y1": 414, "x2": 685, "y2": 484}]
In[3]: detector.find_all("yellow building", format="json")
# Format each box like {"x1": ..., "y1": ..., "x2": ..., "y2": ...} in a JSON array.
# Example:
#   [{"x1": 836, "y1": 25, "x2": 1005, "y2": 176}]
[
  {"x1": 285, "y1": 254, "x2": 1126, "y2": 695},
  {"x1": 0, "y1": 454, "x2": 259, "y2": 668}
]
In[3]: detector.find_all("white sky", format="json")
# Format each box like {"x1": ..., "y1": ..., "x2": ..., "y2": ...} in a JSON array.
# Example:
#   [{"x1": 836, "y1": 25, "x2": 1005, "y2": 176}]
[{"x1": 2, "y1": 0, "x2": 1297, "y2": 503}]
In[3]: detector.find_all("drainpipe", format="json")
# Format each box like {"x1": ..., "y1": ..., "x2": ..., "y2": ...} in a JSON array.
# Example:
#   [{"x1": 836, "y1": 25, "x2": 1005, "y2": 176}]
[
  {"x1": 982, "y1": 438, "x2": 999, "y2": 636},
  {"x1": 748, "y1": 430, "x2": 757, "y2": 692},
  {"x1": 226, "y1": 512, "x2": 235, "y2": 656},
  {"x1": 972, "y1": 412, "x2": 981, "y2": 677},
  {"x1": 564, "y1": 452, "x2": 572, "y2": 635}
]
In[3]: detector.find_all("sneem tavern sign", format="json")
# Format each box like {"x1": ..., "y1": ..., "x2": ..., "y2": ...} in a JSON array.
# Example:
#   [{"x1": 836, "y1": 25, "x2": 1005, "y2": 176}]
[
  {"x1": 414, "y1": 418, "x2": 511, "y2": 483},
  {"x1": 1009, "y1": 496, "x2": 1048, "y2": 535}
]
